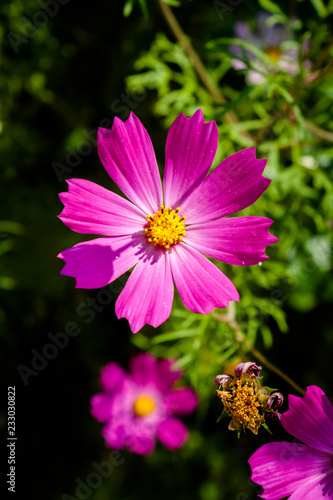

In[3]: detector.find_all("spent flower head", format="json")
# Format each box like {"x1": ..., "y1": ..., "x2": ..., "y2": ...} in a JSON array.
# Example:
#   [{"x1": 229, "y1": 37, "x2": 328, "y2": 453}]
[{"x1": 215, "y1": 361, "x2": 283, "y2": 437}]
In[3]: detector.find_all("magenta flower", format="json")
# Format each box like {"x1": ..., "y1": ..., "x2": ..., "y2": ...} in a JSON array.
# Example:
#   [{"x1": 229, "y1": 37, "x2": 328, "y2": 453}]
[
  {"x1": 58, "y1": 109, "x2": 277, "y2": 332},
  {"x1": 249, "y1": 385, "x2": 333, "y2": 499},
  {"x1": 90, "y1": 353, "x2": 198, "y2": 455}
]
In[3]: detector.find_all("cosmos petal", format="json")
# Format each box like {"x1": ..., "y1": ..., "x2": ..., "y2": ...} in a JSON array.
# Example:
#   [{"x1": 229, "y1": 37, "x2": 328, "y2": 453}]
[
  {"x1": 281, "y1": 386, "x2": 333, "y2": 454},
  {"x1": 115, "y1": 247, "x2": 174, "y2": 333},
  {"x1": 170, "y1": 244, "x2": 239, "y2": 314},
  {"x1": 130, "y1": 353, "x2": 158, "y2": 384},
  {"x1": 249, "y1": 442, "x2": 332, "y2": 500},
  {"x1": 97, "y1": 113, "x2": 163, "y2": 214},
  {"x1": 185, "y1": 217, "x2": 278, "y2": 265},
  {"x1": 57, "y1": 234, "x2": 147, "y2": 289},
  {"x1": 182, "y1": 148, "x2": 271, "y2": 224},
  {"x1": 163, "y1": 109, "x2": 218, "y2": 208},
  {"x1": 90, "y1": 394, "x2": 113, "y2": 423},
  {"x1": 157, "y1": 417, "x2": 189, "y2": 450},
  {"x1": 58, "y1": 178, "x2": 146, "y2": 236},
  {"x1": 100, "y1": 362, "x2": 126, "y2": 393},
  {"x1": 288, "y1": 473, "x2": 333, "y2": 499},
  {"x1": 155, "y1": 359, "x2": 183, "y2": 391},
  {"x1": 102, "y1": 421, "x2": 126, "y2": 449},
  {"x1": 122, "y1": 432, "x2": 156, "y2": 456},
  {"x1": 164, "y1": 388, "x2": 199, "y2": 415}
]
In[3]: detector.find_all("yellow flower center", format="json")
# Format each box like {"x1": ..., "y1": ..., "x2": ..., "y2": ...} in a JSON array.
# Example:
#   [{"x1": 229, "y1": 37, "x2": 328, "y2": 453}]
[
  {"x1": 145, "y1": 205, "x2": 186, "y2": 250},
  {"x1": 219, "y1": 379, "x2": 264, "y2": 429},
  {"x1": 264, "y1": 46, "x2": 283, "y2": 62},
  {"x1": 133, "y1": 396, "x2": 156, "y2": 417}
]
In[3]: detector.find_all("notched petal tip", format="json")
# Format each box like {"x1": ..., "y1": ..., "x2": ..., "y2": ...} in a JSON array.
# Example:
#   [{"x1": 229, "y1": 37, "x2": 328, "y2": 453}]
[{"x1": 57, "y1": 250, "x2": 66, "y2": 261}]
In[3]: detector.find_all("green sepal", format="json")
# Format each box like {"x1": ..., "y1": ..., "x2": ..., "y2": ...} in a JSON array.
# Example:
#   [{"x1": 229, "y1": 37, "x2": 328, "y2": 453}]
[
  {"x1": 261, "y1": 422, "x2": 273, "y2": 435},
  {"x1": 262, "y1": 385, "x2": 278, "y2": 394},
  {"x1": 216, "y1": 411, "x2": 229, "y2": 423}
]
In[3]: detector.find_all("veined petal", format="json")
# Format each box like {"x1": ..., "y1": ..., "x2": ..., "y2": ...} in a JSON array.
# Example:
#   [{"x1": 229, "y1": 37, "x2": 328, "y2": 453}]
[
  {"x1": 59, "y1": 179, "x2": 146, "y2": 236},
  {"x1": 97, "y1": 113, "x2": 163, "y2": 214},
  {"x1": 170, "y1": 244, "x2": 239, "y2": 314},
  {"x1": 182, "y1": 148, "x2": 271, "y2": 224},
  {"x1": 249, "y1": 442, "x2": 332, "y2": 500},
  {"x1": 115, "y1": 247, "x2": 174, "y2": 333},
  {"x1": 164, "y1": 388, "x2": 198, "y2": 415},
  {"x1": 157, "y1": 417, "x2": 189, "y2": 450},
  {"x1": 185, "y1": 217, "x2": 278, "y2": 266},
  {"x1": 281, "y1": 385, "x2": 333, "y2": 454},
  {"x1": 288, "y1": 473, "x2": 333, "y2": 499},
  {"x1": 163, "y1": 109, "x2": 218, "y2": 208},
  {"x1": 57, "y1": 234, "x2": 147, "y2": 289}
]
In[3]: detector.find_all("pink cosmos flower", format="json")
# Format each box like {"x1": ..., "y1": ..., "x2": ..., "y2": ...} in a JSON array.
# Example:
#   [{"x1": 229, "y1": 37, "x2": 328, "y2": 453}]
[
  {"x1": 249, "y1": 385, "x2": 333, "y2": 499},
  {"x1": 58, "y1": 109, "x2": 277, "y2": 332},
  {"x1": 230, "y1": 12, "x2": 302, "y2": 85},
  {"x1": 90, "y1": 353, "x2": 198, "y2": 455}
]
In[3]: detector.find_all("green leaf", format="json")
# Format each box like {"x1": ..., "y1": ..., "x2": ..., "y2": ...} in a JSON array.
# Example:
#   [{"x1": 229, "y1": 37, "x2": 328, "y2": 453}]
[
  {"x1": 151, "y1": 329, "x2": 199, "y2": 344},
  {"x1": 0, "y1": 277, "x2": 16, "y2": 290},
  {"x1": 261, "y1": 422, "x2": 273, "y2": 435},
  {"x1": 0, "y1": 221, "x2": 24, "y2": 235},
  {"x1": 123, "y1": 0, "x2": 135, "y2": 16},
  {"x1": 309, "y1": 0, "x2": 328, "y2": 17},
  {"x1": 138, "y1": 0, "x2": 149, "y2": 16},
  {"x1": 161, "y1": 0, "x2": 181, "y2": 6},
  {"x1": 123, "y1": 0, "x2": 148, "y2": 17},
  {"x1": 258, "y1": 0, "x2": 285, "y2": 15},
  {"x1": 0, "y1": 238, "x2": 15, "y2": 257}
]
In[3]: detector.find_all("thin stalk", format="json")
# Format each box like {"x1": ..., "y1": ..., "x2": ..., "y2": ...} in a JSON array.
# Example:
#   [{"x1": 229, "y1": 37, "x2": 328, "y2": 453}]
[
  {"x1": 304, "y1": 120, "x2": 333, "y2": 142},
  {"x1": 157, "y1": 0, "x2": 254, "y2": 142},
  {"x1": 304, "y1": 58, "x2": 333, "y2": 89},
  {"x1": 213, "y1": 309, "x2": 305, "y2": 395}
]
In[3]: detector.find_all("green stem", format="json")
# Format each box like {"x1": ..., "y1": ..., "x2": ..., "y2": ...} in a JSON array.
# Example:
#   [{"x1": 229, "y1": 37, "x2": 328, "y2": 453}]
[
  {"x1": 304, "y1": 58, "x2": 333, "y2": 89},
  {"x1": 158, "y1": 0, "x2": 227, "y2": 106},
  {"x1": 304, "y1": 120, "x2": 333, "y2": 142},
  {"x1": 214, "y1": 308, "x2": 306, "y2": 395},
  {"x1": 311, "y1": 37, "x2": 333, "y2": 72},
  {"x1": 157, "y1": 0, "x2": 254, "y2": 141}
]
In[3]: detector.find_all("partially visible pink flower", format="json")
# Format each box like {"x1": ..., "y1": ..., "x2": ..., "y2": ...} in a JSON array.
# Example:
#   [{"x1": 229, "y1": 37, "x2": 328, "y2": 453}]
[
  {"x1": 230, "y1": 12, "x2": 305, "y2": 84},
  {"x1": 249, "y1": 385, "x2": 333, "y2": 499},
  {"x1": 58, "y1": 109, "x2": 277, "y2": 332},
  {"x1": 91, "y1": 353, "x2": 198, "y2": 455}
]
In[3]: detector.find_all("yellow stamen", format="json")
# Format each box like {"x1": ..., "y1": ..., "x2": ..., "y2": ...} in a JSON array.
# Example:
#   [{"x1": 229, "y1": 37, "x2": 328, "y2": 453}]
[
  {"x1": 133, "y1": 396, "x2": 156, "y2": 417},
  {"x1": 145, "y1": 205, "x2": 186, "y2": 249},
  {"x1": 220, "y1": 379, "x2": 264, "y2": 429},
  {"x1": 264, "y1": 46, "x2": 283, "y2": 62}
]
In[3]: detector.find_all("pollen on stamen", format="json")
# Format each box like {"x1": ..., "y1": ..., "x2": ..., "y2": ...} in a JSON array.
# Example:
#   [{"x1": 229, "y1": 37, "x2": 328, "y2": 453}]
[{"x1": 145, "y1": 205, "x2": 187, "y2": 250}]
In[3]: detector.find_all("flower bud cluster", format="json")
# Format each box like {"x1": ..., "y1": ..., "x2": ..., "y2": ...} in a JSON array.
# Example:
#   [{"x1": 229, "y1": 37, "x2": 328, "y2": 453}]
[{"x1": 215, "y1": 362, "x2": 283, "y2": 436}]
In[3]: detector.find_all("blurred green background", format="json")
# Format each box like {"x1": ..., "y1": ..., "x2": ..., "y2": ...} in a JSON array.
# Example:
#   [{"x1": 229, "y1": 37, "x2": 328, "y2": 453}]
[{"x1": 1, "y1": 0, "x2": 333, "y2": 498}]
